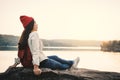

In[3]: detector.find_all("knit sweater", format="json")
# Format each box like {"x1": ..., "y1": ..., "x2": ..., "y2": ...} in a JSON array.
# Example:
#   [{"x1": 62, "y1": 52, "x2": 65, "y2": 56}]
[{"x1": 28, "y1": 31, "x2": 48, "y2": 66}]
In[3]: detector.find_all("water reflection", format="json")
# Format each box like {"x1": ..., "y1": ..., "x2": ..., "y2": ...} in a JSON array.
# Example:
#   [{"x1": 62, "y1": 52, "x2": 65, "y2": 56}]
[{"x1": 0, "y1": 51, "x2": 120, "y2": 73}]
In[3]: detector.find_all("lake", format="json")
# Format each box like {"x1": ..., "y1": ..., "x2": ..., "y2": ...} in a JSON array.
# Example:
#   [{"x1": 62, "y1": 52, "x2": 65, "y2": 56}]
[{"x1": 0, "y1": 50, "x2": 120, "y2": 73}]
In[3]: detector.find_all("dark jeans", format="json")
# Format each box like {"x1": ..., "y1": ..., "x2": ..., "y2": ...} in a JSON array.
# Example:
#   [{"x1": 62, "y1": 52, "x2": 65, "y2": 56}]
[{"x1": 40, "y1": 55, "x2": 73, "y2": 70}]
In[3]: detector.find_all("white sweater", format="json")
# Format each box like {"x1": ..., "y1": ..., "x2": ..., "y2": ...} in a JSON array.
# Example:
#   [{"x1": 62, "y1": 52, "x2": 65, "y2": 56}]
[{"x1": 28, "y1": 31, "x2": 48, "y2": 66}]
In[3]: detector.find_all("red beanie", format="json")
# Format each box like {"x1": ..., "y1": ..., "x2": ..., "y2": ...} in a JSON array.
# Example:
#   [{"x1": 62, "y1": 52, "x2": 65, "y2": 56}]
[{"x1": 20, "y1": 15, "x2": 34, "y2": 29}]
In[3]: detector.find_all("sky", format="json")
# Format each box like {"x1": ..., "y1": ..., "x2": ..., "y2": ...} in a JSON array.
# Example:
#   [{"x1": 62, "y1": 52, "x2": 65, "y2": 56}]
[{"x1": 0, "y1": 0, "x2": 120, "y2": 40}]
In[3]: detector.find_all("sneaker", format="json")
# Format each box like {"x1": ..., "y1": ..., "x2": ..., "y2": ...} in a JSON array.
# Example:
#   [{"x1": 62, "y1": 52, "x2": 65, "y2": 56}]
[{"x1": 70, "y1": 57, "x2": 80, "y2": 69}]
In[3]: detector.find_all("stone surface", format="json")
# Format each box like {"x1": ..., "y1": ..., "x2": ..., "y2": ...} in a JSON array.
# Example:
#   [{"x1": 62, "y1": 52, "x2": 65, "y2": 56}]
[{"x1": 0, "y1": 67, "x2": 120, "y2": 80}]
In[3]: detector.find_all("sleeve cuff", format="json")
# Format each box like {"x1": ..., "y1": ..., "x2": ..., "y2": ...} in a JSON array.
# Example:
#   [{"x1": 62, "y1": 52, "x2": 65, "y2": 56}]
[{"x1": 14, "y1": 58, "x2": 20, "y2": 64}]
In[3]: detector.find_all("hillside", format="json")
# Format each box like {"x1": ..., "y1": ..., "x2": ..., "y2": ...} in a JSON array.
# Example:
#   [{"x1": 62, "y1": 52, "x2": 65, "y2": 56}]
[
  {"x1": 0, "y1": 34, "x2": 19, "y2": 46},
  {"x1": 0, "y1": 34, "x2": 101, "y2": 50},
  {"x1": 47, "y1": 39, "x2": 101, "y2": 47}
]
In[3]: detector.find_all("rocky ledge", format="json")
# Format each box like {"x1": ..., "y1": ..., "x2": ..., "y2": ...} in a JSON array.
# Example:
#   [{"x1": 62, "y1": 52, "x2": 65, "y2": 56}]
[{"x1": 0, "y1": 67, "x2": 120, "y2": 80}]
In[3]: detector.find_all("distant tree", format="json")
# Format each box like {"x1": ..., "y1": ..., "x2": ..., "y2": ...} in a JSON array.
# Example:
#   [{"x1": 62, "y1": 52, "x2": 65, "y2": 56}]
[
  {"x1": 0, "y1": 34, "x2": 19, "y2": 46},
  {"x1": 101, "y1": 40, "x2": 120, "y2": 52}
]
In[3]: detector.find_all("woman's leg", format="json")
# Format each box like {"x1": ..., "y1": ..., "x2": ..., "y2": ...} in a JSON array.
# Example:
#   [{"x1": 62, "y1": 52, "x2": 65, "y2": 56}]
[
  {"x1": 40, "y1": 59, "x2": 71, "y2": 70},
  {"x1": 48, "y1": 55, "x2": 73, "y2": 66}
]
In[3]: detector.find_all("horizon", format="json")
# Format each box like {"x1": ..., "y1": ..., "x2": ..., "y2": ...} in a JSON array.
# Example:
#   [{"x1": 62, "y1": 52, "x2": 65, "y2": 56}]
[{"x1": 1, "y1": 0, "x2": 120, "y2": 40}]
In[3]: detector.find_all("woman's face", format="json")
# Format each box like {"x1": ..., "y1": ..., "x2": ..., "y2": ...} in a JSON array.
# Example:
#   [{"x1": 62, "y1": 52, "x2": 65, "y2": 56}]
[{"x1": 33, "y1": 22, "x2": 38, "y2": 31}]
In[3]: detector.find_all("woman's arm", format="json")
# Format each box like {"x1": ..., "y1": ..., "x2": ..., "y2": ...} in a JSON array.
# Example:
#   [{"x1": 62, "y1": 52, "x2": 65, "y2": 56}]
[
  {"x1": 30, "y1": 34, "x2": 41, "y2": 75},
  {"x1": 31, "y1": 35, "x2": 40, "y2": 66}
]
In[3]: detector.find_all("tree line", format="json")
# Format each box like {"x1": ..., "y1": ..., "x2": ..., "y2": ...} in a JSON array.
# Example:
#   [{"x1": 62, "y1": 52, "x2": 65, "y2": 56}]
[
  {"x1": 0, "y1": 34, "x2": 19, "y2": 46},
  {"x1": 0, "y1": 34, "x2": 101, "y2": 47},
  {"x1": 101, "y1": 40, "x2": 120, "y2": 52}
]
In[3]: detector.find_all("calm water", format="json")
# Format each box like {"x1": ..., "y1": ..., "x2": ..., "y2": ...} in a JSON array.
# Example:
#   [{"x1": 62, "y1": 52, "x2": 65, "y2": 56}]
[{"x1": 0, "y1": 50, "x2": 120, "y2": 73}]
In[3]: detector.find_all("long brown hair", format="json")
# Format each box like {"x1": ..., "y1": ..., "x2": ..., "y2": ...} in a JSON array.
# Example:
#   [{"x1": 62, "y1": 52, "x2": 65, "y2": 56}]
[{"x1": 18, "y1": 20, "x2": 34, "y2": 50}]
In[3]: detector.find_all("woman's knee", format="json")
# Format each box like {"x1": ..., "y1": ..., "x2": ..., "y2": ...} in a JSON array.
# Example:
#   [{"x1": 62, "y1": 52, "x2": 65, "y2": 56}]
[
  {"x1": 52, "y1": 55, "x2": 58, "y2": 58},
  {"x1": 48, "y1": 55, "x2": 58, "y2": 59}
]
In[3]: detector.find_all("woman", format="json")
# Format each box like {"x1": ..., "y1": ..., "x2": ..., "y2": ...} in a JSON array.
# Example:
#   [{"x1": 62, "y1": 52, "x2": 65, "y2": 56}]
[{"x1": 10, "y1": 15, "x2": 80, "y2": 75}]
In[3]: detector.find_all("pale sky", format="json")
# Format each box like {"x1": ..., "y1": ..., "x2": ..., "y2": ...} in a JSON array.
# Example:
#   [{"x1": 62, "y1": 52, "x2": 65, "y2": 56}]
[{"x1": 0, "y1": 0, "x2": 120, "y2": 40}]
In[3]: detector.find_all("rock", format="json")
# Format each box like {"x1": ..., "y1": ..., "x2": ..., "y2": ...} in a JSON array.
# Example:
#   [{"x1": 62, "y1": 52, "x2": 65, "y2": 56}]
[{"x1": 0, "y1": 67, "x2": 120, "y2": 80}]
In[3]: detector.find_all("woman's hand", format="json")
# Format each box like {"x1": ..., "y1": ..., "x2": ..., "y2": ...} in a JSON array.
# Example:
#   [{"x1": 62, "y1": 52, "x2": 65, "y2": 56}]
[
  {"x1": 9, "y1": 58, "x2": 20, "y2": 69},
  {"x1": 33, "y1": 65, "x2": 42, "y2": 75},
  {"x1": 9, "y1": 64, "x2": 17, "y2": 69}
]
